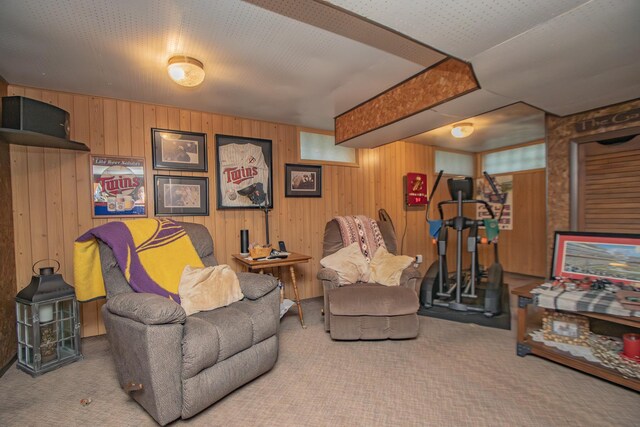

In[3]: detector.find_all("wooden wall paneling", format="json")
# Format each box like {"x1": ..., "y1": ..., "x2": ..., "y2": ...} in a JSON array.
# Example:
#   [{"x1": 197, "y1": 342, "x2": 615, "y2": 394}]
[
  {"x1": 130, "y1": 103, "x2": 145, "y2": 158},
  {"x1": 71, "y1": 94, "x2": 99, "y2": 336},
  {"x1": 102, "y1": 99, "x2": 118, "y2": 156},
  {"x1": 7, "y1": 84, "x2": 497, "y2": 335},
  {"x1": 476, "y1": 170, "x2": 546, "y2": 277},
  {"x1": 116, "y1": 101, "x2": 132, "y2": 157},
  {"x1": 0, "y1": 76, "x2": 18, "y2": 368},
  {"x1": 8, "y1": 86, "x2": 33, "y2": 290},
  {"x1": 142, "y1": 105, "x2": 156, "y2": 219}
]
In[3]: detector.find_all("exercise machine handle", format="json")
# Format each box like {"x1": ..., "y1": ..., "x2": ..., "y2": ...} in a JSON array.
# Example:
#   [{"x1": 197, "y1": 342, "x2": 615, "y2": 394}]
[
  {"x1": 483, "y1": 171, "x2": 501, "y2": 198},
  {"x1": 426, "y1": 170, "x2": 444, "y2": 221}
]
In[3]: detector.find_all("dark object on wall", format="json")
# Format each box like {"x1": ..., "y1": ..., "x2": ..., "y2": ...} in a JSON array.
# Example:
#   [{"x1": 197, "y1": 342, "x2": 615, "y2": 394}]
[
  {"x1": 0, "y1": 96, "x2": 89, "y2": 151},
  {"x1": 154, "y1": 175, "x2": 209, "y2": 216},
  {"x1": 285, "y1": 163, "x2": 322, "y2": 197},
  {"x1": 151, "y1": 128, "x2": 207, "y2": 171},
  {"x1": 240, "y1": 229, "x2": 249, "y2": 254},
  {"x1": 215, "y1": 134, "x2": 273, "y2": 210},
  {"x1": 15, "y1": 260, "x2": 83, "y2": 376}
]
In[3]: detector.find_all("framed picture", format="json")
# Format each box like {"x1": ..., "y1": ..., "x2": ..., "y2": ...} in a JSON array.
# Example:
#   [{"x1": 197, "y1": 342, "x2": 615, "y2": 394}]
[
  {"x1": 151, "y1": 128, "x2": 207, "y2": 172},
  {"x1": 551, "y1": 231, "x2": 640, "y2": 284},
  {"x1": 285, "y1": 163, "x2": 322, "y2": 197},
  {"x1": 215, "y1": 134, "x2": 273, "y2": 209},
  {"x1": 154, "y1": 175, "x2": 209, "y2": 216},
  {"x1": 91, "y1": 155, "x2": 146, "y2": 218},
  {"x1": 542, "y1": 311, "x2": 590, "y2": 346}
]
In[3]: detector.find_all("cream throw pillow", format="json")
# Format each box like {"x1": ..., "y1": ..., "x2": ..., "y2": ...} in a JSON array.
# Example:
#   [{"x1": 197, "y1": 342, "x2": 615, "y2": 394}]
[
  {"x1": 178, "y1": 265, "x2": 244, "y2": 316},
  {"x1": 369, "y1": 246, "x2": 414, "y2": 286},
  {"x1": 320, "y1": 242, "x2": 370, "y2": 285}
]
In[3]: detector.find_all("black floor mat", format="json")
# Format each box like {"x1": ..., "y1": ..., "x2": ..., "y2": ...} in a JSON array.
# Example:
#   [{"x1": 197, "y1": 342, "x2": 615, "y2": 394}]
[{"x1": 418, "y1": 283, "x2": 511, "y2": 330}]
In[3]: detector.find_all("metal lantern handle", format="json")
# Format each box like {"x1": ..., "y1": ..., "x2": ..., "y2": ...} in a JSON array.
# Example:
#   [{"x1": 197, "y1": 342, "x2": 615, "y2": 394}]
[{"x1": 32, "y1": 259, "x2": 61, "y2": 276}]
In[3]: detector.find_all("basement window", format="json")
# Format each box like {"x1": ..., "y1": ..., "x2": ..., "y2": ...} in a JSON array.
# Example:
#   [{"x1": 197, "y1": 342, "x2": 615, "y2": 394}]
[
  {"x1": 298, "y1": 130, "x2": 357, "y2": 166},
  {"x1": 483, "y1": 143, "x2": 545, "y2": 174},
  {"x1": 434, "y1": 150, "x2": 474, "y2": 176}
]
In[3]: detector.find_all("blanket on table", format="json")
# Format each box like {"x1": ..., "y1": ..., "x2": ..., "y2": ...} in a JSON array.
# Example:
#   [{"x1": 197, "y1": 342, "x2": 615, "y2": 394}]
[
  {"x1": 531, "y1": 283, "x2": 640, "y2": 318},
  {"x1": 74, "y1": 218, "x2": 204, "y2": 302},
  {"x1": 334, "y1": 215, "x2": 386, "y2": 262}
]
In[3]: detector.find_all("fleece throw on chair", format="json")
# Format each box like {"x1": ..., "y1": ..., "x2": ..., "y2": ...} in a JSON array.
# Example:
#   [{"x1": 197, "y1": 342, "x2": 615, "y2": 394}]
[
  {"x1": 74, "y1": 218, "x2": 204, "y2": 302},
  {"x1": 334, "y1": 215, "x2": 386, "y2": 262}
]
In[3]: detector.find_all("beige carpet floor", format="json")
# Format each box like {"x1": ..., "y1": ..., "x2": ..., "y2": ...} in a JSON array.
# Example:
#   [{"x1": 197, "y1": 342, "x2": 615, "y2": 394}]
[{"x1": 1, "y1": 283, "x2": 638, "y2": 426}]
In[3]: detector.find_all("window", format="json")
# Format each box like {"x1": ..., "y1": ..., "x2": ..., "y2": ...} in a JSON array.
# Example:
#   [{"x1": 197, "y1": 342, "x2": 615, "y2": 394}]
[
  {"x1": 299, "y1": 130, "x2": 357, "y2": 165},
  {"x1": 483, "y1": 143, "x2": 545, "y2": 174},
  {"x1": 434, "y1": 150, "x2": 474, "y2": 176}
]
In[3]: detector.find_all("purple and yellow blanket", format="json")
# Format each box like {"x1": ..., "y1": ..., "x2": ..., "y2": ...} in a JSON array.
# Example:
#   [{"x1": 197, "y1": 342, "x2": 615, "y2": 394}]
[{"x1": 73, "y1": 219, "x2": 203, "y2": 302}]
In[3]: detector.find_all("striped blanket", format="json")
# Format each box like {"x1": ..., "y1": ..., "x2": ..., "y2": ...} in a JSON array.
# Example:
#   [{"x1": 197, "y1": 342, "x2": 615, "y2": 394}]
[
  {"x1": 531, "y1": 283, "x2": 640, "y2": 318},
  {"x1": 74, "y1": 218, "x2": 204, "y2": 302},
  {"x1": 334, "y1": 215, "x2": 386, "y2": 262}
]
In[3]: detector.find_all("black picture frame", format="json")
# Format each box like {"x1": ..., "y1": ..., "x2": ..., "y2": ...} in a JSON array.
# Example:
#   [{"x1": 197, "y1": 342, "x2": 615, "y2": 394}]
[
  {"x1": 151, "y1": 128, "x2": 207, "y2": 172},
  {"x1": 215, "y1": 134, "x2": 273, "y2": 209},
  {"x1": 285, "y1": 163, "x2": 322, "y2": 197},
  {"x1": 154, "y1": 175, "x2": 209, "y2": 216}
]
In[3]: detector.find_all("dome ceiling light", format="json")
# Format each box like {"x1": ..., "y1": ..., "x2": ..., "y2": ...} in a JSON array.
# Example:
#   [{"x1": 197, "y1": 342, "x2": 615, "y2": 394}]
[
  {"x1": 451, "y1": 123, "x2": 474, "y2": 138},
  {"x1": 167, "y1": 56, "x2": 205, "y2": 87}
]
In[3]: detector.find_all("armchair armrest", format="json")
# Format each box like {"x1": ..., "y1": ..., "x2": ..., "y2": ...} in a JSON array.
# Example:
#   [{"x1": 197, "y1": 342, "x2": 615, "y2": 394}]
[
  {"x1": 399, "y1": 266, "x2": 422, "y2": 293},
  {"x1": 237, "y1": 272, "x2": 278, "y2": 300},
  {"x1": 106, "y1": 293, "x2": 186, "y2": 325},
  {"x1": 317, "y1": 267, "x2": 340, "y2": 290}
]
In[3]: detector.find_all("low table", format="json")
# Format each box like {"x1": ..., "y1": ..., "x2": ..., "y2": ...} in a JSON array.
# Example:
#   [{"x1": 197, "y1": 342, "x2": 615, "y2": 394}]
[
  {"x1": 512, "y1": 283, "x2": 640, "y2": 391},
  {"x1": 232, "y1": 252, "x2": 312, "y2": 329}
]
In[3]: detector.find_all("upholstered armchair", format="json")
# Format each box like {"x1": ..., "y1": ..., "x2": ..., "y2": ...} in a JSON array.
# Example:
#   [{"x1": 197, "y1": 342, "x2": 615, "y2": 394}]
[
  {"x1": 99, "y1": 222, "x2": 280, "y2": 425},
  {"x1": 317, "y1": 219, "x2": 421, "y2": 340}
]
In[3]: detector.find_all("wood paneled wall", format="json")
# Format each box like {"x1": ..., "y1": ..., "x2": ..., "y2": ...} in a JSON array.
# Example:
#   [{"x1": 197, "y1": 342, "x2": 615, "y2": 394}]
[
  {"x1": 0, "y1": 77, "x2": 18, "y2": 368},
  {"x1": 476, "y1": 170, "x2": 547, "y2": 277},
  {"x1": 6, "y1": 85, "x2": 438, "y2": 337},
  {"x1": 6, "y1": 84, "x2": 549, "y2": 337}
]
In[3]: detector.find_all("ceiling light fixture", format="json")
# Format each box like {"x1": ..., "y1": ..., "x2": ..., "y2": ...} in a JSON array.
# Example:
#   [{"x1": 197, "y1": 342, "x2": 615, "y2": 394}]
[
  {"x1": 451, "y1": 123, "x2": 474, "y2": 138},
  {"x1": 167, "y1": 56, "x2": 205, "y2": 87}
]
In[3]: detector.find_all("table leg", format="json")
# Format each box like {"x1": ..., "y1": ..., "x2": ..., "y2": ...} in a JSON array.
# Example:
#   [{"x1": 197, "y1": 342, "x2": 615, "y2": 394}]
[{"x1": 289, "y1": 265, "x2": 306, "y2": 329}]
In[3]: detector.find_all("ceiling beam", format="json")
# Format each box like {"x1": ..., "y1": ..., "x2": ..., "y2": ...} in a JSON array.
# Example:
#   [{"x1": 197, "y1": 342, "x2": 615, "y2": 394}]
[{"x1": 335, "y1": 58, "x2": 478, "y2": 144}]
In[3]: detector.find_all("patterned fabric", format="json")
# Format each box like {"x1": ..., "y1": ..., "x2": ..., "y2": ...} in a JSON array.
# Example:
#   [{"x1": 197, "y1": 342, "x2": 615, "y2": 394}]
[
  {"x1": 531, "y1": 283, "x2": 640, "y2": 317},
  {"x1": 74, "y1": 218, "x2": 204, "y2": 302},
  {"x1": 334, "y1": 215, "x2": 386, "y2": 262}
]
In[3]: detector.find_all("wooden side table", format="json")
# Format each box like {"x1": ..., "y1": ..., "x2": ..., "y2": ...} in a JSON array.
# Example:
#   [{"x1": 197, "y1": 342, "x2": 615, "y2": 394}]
[
  {"x1": 232, "y1": 252, "x2": 312, "y2": 329},
  {"x1": 512, "y1": 283, "x2": 640, "y2": 391}
]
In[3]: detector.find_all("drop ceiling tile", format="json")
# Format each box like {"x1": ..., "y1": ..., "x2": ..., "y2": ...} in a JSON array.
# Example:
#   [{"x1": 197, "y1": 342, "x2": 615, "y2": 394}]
[
  {"x1": 472, "y1": 0, "x2": 640, "y2": 115},
  {"x1": 329, "y1": 0, "x2": 588, "y2": 59}
]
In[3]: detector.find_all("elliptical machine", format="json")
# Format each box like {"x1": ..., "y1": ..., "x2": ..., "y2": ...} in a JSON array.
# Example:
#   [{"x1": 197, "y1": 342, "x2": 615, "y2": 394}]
[{"x1": 419, "y1": 171, "x2": 504, "y2": 317}]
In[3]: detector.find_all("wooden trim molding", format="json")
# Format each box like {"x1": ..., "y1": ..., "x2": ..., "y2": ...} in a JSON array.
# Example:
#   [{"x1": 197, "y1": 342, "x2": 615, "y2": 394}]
[{"x1": 334, "y1": 58, "x2": 479, "y2": 144}]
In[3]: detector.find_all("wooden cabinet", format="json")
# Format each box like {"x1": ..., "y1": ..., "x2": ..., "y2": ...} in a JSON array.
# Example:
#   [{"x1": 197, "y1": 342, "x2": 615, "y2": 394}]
[{"x1": 512, "y1": 283, "x2": 640, "y2": 391}]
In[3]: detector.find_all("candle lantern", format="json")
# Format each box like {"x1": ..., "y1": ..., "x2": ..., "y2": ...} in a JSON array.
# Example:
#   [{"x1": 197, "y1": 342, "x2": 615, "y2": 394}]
[{"x1": 15, "y1": 260, "x2": 82, "y2": 376}]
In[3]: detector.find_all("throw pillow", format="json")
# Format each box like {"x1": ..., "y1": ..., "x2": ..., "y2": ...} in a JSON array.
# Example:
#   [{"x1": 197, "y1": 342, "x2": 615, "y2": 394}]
[
  {"x1": 178, "y1": 264, "x2": 244, "y2": 316},
  {"x1": 369, "y1": 246, "x2": 414, "y2": 286},
  {"x1": 320, "y1": 242, "x2": 370, "y2": 285}
]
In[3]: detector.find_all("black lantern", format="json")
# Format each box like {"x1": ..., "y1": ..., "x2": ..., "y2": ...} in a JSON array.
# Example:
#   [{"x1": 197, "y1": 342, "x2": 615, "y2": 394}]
[{"x1": 15, "y1": 260, "x2": 82, "y2": 376}]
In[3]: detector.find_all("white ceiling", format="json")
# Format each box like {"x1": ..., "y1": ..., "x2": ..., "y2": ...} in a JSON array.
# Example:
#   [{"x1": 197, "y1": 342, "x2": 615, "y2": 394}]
[
  {"x1": 1, "y1": 0, "x2": 639, "y2": 149},
  {"x1": 405, "y1": 103, "x2": 545, "y2": 152}
]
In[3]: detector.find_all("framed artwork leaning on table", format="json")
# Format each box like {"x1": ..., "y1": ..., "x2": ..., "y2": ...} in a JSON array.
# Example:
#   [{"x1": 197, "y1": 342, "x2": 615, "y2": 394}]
[{"x1": 551, "y1": 231, "x2": 640, "y2": 285}]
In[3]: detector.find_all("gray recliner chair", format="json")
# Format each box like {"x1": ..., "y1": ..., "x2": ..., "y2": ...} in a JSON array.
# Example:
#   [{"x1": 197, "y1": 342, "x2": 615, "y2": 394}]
[
  {"x1": 317, "y1": 219, "x2": 422, "y2": 340},
  {"x1": 98, "y1": 222, "x2": 280, "y2": 425}
]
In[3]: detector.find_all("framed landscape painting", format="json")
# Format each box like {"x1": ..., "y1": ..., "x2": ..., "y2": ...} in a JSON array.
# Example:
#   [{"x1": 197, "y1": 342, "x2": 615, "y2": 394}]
[{"x1": 551, "y1": 231, "x2": 640, "y2": 284}]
